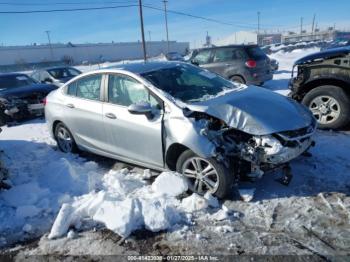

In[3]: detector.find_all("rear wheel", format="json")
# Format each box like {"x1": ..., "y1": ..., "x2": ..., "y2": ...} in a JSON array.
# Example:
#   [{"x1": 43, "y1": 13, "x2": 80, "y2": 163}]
[
  {"x1": 302, "y1": 85, "x2": 350, "y2": 129},
  {"x1": 230, "y1": 75, "x2": 245, "y2": 84},
  {"x1": 54, "y1": 123, "x2": 78, "y2": 153},
  {"x1": 176, "y1": 150, "x2": 233, "y2": 199}
]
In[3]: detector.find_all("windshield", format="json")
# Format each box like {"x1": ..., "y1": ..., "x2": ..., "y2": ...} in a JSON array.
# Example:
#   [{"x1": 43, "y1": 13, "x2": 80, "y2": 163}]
[
  {"x1": 141, "y1": 64, "x2": 238, "y2": 103},
  {"x1": 47, "y1": 68, "x2": 81, "y2": 80},
  {"x1": 0, "y1": 74, "x2": 36, "y2": 90}
]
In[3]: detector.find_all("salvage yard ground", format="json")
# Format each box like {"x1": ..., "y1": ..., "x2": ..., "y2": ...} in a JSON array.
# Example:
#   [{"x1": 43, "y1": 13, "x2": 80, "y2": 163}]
[{"x1": 0, "y1": 47, "x2": 350, "y2": 259}]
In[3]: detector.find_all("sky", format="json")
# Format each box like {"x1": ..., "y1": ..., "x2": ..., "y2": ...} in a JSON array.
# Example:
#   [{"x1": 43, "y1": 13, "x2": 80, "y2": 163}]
[{"x1": 0, "y1": 0, "x2": 349, "y2": 47}]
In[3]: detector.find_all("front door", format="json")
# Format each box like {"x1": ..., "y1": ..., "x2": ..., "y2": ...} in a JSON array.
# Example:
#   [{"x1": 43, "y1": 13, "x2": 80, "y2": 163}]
[{"x1": 102, "y1": 73, "x2": 164, "y2": 168}]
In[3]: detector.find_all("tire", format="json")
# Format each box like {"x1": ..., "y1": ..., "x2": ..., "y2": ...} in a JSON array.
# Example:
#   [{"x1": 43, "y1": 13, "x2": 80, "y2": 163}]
[
  {"x1": 54, "y1": 122, "x2": 78, "y2": 153},
  {"x1": 230, "y1": 75, "x2": 245, "y2": 84},
  {"x1": 302, "y1": 85, "x2": 350, "y2": 129},
  {"x1": 176, "y1": 150, "x2": 233, "y2": 199}
]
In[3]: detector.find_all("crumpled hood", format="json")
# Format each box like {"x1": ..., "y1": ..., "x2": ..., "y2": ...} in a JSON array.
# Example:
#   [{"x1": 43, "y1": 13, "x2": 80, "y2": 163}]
[{"x1": 186, "y1": 86, "x2": 314, "y2": 135}]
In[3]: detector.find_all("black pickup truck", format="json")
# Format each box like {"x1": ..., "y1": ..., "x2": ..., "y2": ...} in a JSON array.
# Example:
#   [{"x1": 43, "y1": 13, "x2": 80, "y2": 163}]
[{"x1": 289, "y1": 46, "x2": 350, "y2": 129}]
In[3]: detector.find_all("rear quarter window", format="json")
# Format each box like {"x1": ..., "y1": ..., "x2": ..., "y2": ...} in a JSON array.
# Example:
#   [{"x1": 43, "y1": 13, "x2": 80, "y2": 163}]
[{"x1": 245, "y1": 46, "x2": 267, "y2": 60}]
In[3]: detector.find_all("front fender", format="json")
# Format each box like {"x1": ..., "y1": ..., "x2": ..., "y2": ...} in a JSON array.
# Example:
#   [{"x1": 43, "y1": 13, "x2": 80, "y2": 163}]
[{"x1": 164, "y1": 115, "x2": 216, "y2": 159}]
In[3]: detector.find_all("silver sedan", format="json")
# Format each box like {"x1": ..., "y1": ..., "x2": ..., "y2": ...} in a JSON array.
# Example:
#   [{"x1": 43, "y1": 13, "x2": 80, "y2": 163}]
[{"x1": 45, "y1": 62, "x2": 316, "y2": 198}]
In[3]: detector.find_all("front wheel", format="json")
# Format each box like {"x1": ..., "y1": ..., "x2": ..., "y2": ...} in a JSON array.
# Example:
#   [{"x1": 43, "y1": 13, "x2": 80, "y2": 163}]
[
  {"x1": 176, "y1": 150, "x2": 233, "y2": 199},
  {"x1": 302, "y1": 85, "x2": 350, "y2": 129},
  {"x1": 54, "y1": 123, "x2": 78, "y2": 153}
]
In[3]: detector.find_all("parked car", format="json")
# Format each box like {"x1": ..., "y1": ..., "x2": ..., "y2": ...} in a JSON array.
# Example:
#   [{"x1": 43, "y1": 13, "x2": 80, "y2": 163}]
[
  {"x1": 0, "y1": 73, "x2": 57, "y2": 124},
  {"x1": 165, "y1": 52, "x2": 185, "y2": 61},
  {"x1": 31, "y1": 66, "x2": 82, "y2": 87},
  {"x1": 289, "y1": 46, "x2": 350, "y2": 129},
  {"x1": 320, "y1": 40, "x2": 350, "y2": 51},
  {"x1": 188, "y1": 45, "x2": 273, "y2": 86},
  {"x1": 45, "y1": 62, "x2": 315, "y2": 198}
]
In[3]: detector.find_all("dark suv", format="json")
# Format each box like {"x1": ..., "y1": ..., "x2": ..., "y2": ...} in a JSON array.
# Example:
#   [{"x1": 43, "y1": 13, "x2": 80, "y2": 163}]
[
  {"x1": 289, "y1": 46, "x2": 350, "y2": 129},
  {"x1": 188, "y1": 45, "x2": 273, "y2": 86}
]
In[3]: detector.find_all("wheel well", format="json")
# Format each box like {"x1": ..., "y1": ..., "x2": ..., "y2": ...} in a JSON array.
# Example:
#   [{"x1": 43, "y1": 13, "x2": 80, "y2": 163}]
[
  {"x1": 52, "y1": 120, "x2": 62, "y2": 136},
  {"x1": 302, "y1": 78, "x2": 350, "y2": 98},
  {"x1": 165, "y1": 143, "x2": 189, "y2": 171},
  {"x1": 229, "y1": 74, "x2": 246, "y2": 83}
]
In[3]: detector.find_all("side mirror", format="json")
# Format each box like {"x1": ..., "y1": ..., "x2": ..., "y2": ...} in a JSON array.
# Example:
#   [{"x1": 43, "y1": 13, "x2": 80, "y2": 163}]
[
  {"x1": 191, "y1": 59, "x2": 199, "y2": 66},
  {"x1": 128, "y1": 102, "x2": 153, "y2": 118},
  {"x1": 44, "y1": 78, "x2": 53, "y2": 83}
]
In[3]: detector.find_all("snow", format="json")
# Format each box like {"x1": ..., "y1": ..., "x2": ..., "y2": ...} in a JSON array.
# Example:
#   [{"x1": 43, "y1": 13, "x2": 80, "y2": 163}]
[
  {"x1": 151, "y1": 172, "x2": 188, "y2": 197},
  {"x1": 181, "y1": 194, "x2": 208, "y2": 212},
  {"x1": 48, "y1": 170, "x2": 188, "y2": 239},
  {"x1": 1, "y1": 46, "x2": 350, "y2": 255}
]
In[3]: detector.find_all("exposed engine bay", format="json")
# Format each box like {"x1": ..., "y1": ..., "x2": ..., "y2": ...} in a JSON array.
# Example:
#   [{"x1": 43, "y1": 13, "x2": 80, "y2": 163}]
[{"x1": 189, "y1": 111, "x2": 316, "y2": 184}]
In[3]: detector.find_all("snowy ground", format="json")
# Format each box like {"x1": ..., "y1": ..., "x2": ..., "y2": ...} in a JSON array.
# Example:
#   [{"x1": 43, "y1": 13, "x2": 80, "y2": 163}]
[{"x1": 1, "y1": 48, "x2": 350, "y2": 259}]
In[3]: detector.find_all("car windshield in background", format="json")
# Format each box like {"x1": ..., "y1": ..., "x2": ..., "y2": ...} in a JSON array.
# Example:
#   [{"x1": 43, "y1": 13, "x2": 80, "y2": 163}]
[
  {"x1": 47, "y1": 68, "x2": 81, "y2": 80},
  {"x1": 0, "y1": 75, "x2": 36, "y2": 89},
  {"x1": 141, "y1": 64, "x2": 237, "y2": 103},
  {"x1": 246, "y1": 46, "x2": 267, "y2": 60}
]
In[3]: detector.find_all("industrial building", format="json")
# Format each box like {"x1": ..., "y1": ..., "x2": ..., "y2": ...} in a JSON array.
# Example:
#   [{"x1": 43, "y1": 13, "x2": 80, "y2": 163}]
[{"x1": 0, "y1": 41, "x2": 189, "y2": 67}]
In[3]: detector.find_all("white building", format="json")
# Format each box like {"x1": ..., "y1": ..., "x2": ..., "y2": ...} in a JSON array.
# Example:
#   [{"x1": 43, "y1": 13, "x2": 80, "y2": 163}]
[
  {"x1": 213, "y1": 31, "x2": 257, "y2": 46},
  {"x1": 0, "y1": 41, "x2": 189, "y2": 66}
]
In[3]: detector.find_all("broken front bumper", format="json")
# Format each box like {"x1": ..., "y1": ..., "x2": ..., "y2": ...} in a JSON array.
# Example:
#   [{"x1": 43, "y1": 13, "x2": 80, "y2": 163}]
[{"x1": 261, "y1": 136, "x2": 314, "y2": 164}]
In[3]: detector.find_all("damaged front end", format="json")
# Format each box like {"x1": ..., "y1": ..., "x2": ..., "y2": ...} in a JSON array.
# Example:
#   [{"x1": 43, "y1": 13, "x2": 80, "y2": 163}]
[
  {"x1": 0, "y1": 94, "x2": 46, "y2": 125},
  {"x1": 188, "y1": 111, "x2": 316, "y2": 184}
]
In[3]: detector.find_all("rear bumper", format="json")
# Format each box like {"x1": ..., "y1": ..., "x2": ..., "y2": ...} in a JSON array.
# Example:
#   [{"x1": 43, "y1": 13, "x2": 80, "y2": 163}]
[{"x1": 246, "y1": 71, "x2": 273, "y2": 85}]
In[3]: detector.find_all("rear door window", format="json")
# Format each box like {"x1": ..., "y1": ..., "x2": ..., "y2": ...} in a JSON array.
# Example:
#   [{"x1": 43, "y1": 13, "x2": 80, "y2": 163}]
[
  {"x1": 245, "y1": 46, "x2": 267, "y2": 60},
  {"x1": 213, "y1": 48, "x2": 246, "y2": 62},
  {"x1": 75, "y1": 75, "x2": 102, "y2": 101}
]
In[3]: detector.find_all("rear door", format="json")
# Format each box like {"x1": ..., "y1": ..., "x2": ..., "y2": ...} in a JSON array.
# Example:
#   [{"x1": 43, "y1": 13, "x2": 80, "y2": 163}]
[
  {"x1": 102, "y1": 73, "x2": 164, "y2": 168},
  {"x1": 62, "y1": 74, "x2": 108, "y2": 151},
  {"x1": 208, "y1": 47, "x2": 247, "y2": 78}
]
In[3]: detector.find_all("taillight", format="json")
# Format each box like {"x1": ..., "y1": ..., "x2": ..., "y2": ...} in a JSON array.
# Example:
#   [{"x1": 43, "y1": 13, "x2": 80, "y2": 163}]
[
  {"x1": 245, "y1": 60, "x2": 257, "y2": 68},
  {"x1": 43, "y1": 97, "x2": 47, "y2": 106}
]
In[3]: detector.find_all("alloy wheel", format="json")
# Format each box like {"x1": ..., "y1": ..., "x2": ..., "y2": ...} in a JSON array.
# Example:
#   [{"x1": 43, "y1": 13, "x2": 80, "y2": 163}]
[
  {"x1": 181, "y1": 157, "x2": 219, "y2": 195},
  {"x1": 56, "y1": 126, "x2": 73, "y2": 153},
  {"x1": 309, "y1": 95, "x2": 341, "y2": 125}
]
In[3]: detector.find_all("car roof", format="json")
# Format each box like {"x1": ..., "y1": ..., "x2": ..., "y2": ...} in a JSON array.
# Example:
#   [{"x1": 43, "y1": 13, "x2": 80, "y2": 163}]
[
  {"x1": 106, "y1": 61, "x2": 183, "y2": 74},
  {"x1": 0, "y1": 73, "x2": 28, "y2": 78},
  {"x1": 295, "y1": 46, "x2": 350, "y2": 65},
  {"x1": 194, "y1": 44, "x2": 258, "y2": 51},
  {"x1": 35, "y1": 66, "x2": 76, "y2": 72}
]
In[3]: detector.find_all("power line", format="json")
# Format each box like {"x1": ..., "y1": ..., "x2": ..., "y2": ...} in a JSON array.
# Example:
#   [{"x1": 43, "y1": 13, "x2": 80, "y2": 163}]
[
  {"x1": 0, "y1": 2, "x2": 313, "y2": 32},
  {"x1": 0, "y1": 4, "x2": 137, "y2": 13},
  {"x1": 0, "y1": 0, "x2": 137, "y2": 5}
]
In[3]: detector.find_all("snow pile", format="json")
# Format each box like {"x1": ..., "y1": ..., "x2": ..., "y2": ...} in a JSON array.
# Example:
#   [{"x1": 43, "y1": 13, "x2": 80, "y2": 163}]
[
  {"x1": 152, "y1": 172, "x2": 188, "y2": 197},
  {"x1": 48, "y1": 171, "x2": 189, "y2": 239}
]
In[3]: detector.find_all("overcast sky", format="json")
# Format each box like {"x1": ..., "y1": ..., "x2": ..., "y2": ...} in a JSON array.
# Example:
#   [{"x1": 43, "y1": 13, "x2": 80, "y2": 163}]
[{"x1": 0, "y1": 0, "x2": 349, "y2": 47}]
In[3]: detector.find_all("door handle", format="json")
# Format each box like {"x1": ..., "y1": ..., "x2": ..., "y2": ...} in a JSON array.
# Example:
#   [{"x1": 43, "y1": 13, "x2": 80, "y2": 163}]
[
  {"x1": 66, "y1": 103, "x2": 75, "y2": 108},
  {"x1": 105, "y1": 113, "x2": 117, "y2": 119}
]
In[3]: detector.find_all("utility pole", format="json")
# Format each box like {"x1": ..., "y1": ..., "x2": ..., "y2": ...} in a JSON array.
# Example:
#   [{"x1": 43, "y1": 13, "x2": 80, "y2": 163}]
[
  {"x1": 45, "y1": 30, "x2": 54, "y2": 61},
  {"x1": 257, "y1": 11, "x2": 260, "y2": 45},
  {"x1": 257, "y1": 11, "x2": 260, "y2": 35},
  {"x1": 300, "y1": 17, "x2": 303, "y2": 34},
  {"x1": 311, "y1": 14, "x2": 316, "y2": 34},
  {"x1": 138, "y1": 0, "x2": 147, "y2": 62},
  {"x1": 148, "y1": 30, "x2": 152, "y2": 57},
  {"x1": 163, "y1": 0, "x2": 170, "y2": 53}
]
